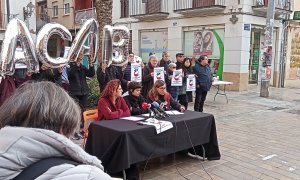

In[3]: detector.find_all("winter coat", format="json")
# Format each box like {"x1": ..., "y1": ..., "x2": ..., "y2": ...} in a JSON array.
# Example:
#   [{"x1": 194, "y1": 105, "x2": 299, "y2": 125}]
[
  {"x1": 0, "y1": 127, "x2": 112, "y2": 180},
  {"x1": 159, "y1": 59, "x2": 171, "y2": 72},
  {"x1": 0, "y1": 76, "x2": 16, "y2": 107},
  {"x1": 98, "y1": 96, "x2": 131, "y2": 120},
  {"x1": 123, "y1": 93, "x2": 148, "y2": 115},
  {"x1": 67, "y1": 63, "x2": 95, "y2": 96},
  {"x1": 141, "y1": 62, "x2": 155, "y2": 97},
  {"x1": 120, "y1": 62, "x2": 132, "y2": 92},
  {"x1": 147, "y1": 93, "x2": 181, "y2": 111},
  {"x1": 193, "y1": 60, "x2": 213, "y2": 91},
  {"x1": 165, "y1": 70, "x2": 179, "y2": 100},
  {"x1": 32, "y1": 68, "x2": 62, "y2": 83},
  {"x1": 180, "y1": 67, "x2": 193, "y2": 95},
  {"x1": 97, "y1": 65, "x2": 122, "y2": 93}
]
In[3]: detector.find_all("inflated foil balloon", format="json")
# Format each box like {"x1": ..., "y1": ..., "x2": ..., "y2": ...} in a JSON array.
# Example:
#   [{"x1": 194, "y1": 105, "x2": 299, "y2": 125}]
[
  {"x1": 102, "y1": 25, "x2": 130, "y2": 67},
  {"x1": 36, "y1": 23, "x2": 72, "y2": 68},
  {"x1": 0, "y1": 18, "x2": 38, "y2": 76},
  {"x1": 102, "y1": 25, "x2": 113, "y2": 67},
  {"x1": 67, "y1": 19, "x2": 99, "y2": 63}
]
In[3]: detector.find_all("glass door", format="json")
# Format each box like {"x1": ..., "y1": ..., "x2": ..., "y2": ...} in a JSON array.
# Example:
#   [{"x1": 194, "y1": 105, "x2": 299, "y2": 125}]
[{"x1": 249, "y1": 31, "x2": 260, "y2": 84}]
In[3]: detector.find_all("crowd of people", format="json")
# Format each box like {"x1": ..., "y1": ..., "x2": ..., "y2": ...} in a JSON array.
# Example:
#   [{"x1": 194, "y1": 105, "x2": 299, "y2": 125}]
[{"x1": 0, "y1": 50, "x2": 214, "y2": 179}]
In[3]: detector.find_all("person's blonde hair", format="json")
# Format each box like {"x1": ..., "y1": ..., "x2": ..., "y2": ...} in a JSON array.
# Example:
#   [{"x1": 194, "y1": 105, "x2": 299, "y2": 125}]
[{"x1": 148, "y1": 80, "x2": 166, "y2": 101}]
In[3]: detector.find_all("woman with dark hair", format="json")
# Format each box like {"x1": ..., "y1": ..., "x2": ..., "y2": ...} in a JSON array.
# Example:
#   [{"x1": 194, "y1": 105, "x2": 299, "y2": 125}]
[
  {"x1": 124, "y1": 81, "x2": 148, "y2": 115},
  {"x1": 147, "y1": 80, "x2": 185, "y2": 112},
  {"x1": 203, "y1": 32, "x2": 213, "y2": 52},
  {"x1": 179, "y1": 57, "x2": 193, "y2": 109},
  {"x1": 0, "y1": 81, "x2": 111, "y2": 179},
  {"x1": 98, "y1": 79, "x2": 131, "y2": 120}
]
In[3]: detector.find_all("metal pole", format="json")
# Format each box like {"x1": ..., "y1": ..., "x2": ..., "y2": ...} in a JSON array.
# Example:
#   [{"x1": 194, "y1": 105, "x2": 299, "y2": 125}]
[{"x1": 260, "y1": 0, "x2": 276, "y2": 97}]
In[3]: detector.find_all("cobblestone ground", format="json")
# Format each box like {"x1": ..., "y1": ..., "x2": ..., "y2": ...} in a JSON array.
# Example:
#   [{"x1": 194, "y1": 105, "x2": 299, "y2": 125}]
[
  {"x1": 76, "y1": 85, "x2": 300, "y2": 179},
  {"x1": 140, "y1": 85, "x2": 300, "y2": 180}
]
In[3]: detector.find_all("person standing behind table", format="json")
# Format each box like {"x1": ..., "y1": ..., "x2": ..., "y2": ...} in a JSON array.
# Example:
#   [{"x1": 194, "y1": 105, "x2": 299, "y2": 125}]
[
  {"x1": 166, "y1": 63, "x2": 179, "y2": 101},
  {"x1": 147, "y1": 80, "x2": 185, "y2": 112},
  {"x1": 124, "y1": 82, "x2": 148, "y2": 116},
  {"x1": 180, "y1": 57, "x2": 193, "y2": 109},
  {"x1": 193, "y1": 55, "x2": 213, "y2": 112},
  {"x1": 68, "y1": 52, "x2": 95, "y2": 139},
  {"x1": 98, "y1": 79, "x2": 131, "y2": 120},
  {"x1": 159, "y1": 51, "x2": 171, "y2": 72},
  {"x1": 175, "y1": 53, "x2": 187, "y2": 105},
  {"x1": 120, "y1": 51, "x2": 134, "y2": 92},
  {"x1": 32, "y1": 63, "x2": 63, "y2": 83},
  {"x1": 141, "y1": 55, "x2": 160, "y2": 97},
  {"x1": 0, "y1": 81, "x2": 111, "y2": 179},
  {"x1": 97, "y1": 63, "x2": 123, "y2": 93}
]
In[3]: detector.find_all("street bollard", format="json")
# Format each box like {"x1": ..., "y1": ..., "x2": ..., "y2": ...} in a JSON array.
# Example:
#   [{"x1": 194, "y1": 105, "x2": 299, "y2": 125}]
[{"x1": 260, "y1": 79, "x2": 270, "y2": 97}]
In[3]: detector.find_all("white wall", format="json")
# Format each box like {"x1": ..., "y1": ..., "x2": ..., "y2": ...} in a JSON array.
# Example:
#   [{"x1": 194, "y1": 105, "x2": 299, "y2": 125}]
[{"x1": 9, "y1": 0, "x2": 37, "y2": 42}]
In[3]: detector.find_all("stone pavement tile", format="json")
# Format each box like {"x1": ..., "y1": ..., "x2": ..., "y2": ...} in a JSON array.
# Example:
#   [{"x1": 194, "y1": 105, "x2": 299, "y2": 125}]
[
  {"x1": 194, "y1": 169, "x2": 224, "y2": 180},
  {"x1": 184, "y1": 173, "x2": 208, "y2": 180},
  {"x1": 161, "y1": 172, "x2": 191, "y2": 180},
  {"x1": 230, "y1": 165, "x2": 263, "y2": 179},
  {"x1": 140, "y1": 170, "x2": 162, "y2": 179},
  {"x1": 206, "y1": 167, "x2": 241, "y2": 180}
]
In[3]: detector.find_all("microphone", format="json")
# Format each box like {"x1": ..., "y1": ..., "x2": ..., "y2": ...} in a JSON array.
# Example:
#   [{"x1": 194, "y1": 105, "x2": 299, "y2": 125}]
[
  {"x1": 152, "y1": 101, "x2": 169, "y2": 117},
  {"x1": 142, "y1": 102, "x2": 152, "y2": 118}
]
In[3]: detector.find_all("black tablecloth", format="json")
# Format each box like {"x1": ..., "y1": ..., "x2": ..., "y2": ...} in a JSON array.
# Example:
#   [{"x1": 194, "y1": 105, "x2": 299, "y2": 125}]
[{"x1": 85, "y1": 110, "x2": 220, "y2": 173}]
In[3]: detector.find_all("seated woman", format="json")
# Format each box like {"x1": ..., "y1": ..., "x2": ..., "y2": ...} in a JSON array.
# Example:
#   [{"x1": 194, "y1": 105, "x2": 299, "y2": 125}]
[
  {"x1": 124, "y1": 81, "x2": 148, "y2": 115},
  {"x1": 98, "y1": 79, "x2": 131, "y2": 120},
  {"x1": 0, "y1": 81, "x2": 111, "y2": 179},
  {"x1": 147, "y1": 80, "x2": 185, "y2": 112}
]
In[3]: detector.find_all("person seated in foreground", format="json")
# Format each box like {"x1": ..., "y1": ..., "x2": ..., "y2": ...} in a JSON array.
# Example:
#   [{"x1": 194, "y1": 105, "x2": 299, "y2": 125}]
[
  {"x1": 98, "y1": 79, "x2": 131, "y2": 120},
  {"x1": 0, "y1": 81, "x2": 111, "y2": 179},
  {"x1": 147, "y1": 80, "x2": 185, "y2": 112},
  {"x1": 124, "y1": 81, "x2": 148, "y2": 116}
]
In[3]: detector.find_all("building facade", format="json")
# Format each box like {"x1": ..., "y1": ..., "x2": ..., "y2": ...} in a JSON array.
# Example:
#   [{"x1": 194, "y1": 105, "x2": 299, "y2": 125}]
[
  {"x1": 0, "y1": 0, "x2": 37, "y2": 50},
  {"x1": 44, "y1": 0, "x2": 95, "y2": 57},
  {"x1": 285, "y1": 1, "x2": 300, "y2": 88},
  {"x1": 112, "y1": 0, "x2": 293, "y2": 91}
]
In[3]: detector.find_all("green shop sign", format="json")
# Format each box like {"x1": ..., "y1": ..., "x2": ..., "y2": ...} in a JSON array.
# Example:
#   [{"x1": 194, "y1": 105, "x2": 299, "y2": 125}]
[{"x1": 293, "y1": 11, "x2": 300, "y2": 20}]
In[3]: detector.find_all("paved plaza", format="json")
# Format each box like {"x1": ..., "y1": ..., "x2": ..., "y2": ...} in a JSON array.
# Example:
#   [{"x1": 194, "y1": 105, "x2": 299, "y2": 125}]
[
  {"x1": 140, "y1": 85, "x2": 300, "y2": 180},
  {"x1": 77, "y1": 85, "x2": 300, "y2": 179}
]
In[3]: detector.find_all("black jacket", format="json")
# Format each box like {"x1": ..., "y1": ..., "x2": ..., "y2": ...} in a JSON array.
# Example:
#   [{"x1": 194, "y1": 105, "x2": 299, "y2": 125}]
[
  {"x1": 67, "y1": 63, "x2": 95, "y2": 96},
  {"x1": 97, "y1": 65, "x2": 122, "y2": 93},
  {"x1": 159, "y1": 59, "x2": 171, "y2": 72},
  {"x1": 32, "y1": 68, "x2": 62, "y2": 83},
  {"x1": 124, "y1": 93, "x2": 148, "y2": 115}
]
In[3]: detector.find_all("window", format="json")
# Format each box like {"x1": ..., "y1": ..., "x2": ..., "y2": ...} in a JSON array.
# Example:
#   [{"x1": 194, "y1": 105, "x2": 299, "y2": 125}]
[
  {"x1": 53, "y1": 5, "x2": 58, "y2": 17},
  {"x1": 120, "y1": 0, "x2": 129, "y2": 18},
  {"x1": 64, "y1": 3, "x2": 70, "y2": 15}
]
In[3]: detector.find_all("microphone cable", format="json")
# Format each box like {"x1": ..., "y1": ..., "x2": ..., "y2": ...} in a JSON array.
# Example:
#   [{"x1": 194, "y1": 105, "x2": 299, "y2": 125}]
[
  {"x1": 169, "y1": 107, "x2": 189, "y2": 180},
  {"x1": 183, "y1": 119, "x2": 214, "y2": 180}
]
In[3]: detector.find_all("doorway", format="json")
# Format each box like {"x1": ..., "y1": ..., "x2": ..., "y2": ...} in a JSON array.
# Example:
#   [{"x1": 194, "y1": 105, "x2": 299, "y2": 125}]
[{"x1": 249, "y1": 30, "x2": 261, "y2": 84}]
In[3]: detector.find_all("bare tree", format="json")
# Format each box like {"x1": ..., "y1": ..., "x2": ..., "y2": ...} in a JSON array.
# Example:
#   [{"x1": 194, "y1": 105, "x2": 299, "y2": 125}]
[{"x1": 94, "y1": 0, "x2": 112, "y2": 65}]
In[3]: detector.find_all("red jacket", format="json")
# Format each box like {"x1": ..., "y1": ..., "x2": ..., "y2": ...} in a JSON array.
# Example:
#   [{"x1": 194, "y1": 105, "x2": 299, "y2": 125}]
[{"x1": 98, "y1": 96, "x2": 131, "y2": 120}]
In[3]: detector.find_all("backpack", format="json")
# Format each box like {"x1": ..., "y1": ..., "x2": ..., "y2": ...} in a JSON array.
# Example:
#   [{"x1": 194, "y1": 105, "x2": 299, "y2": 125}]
[{"x1": 13, "y1": 157, "x2": 79, "y2": 180}]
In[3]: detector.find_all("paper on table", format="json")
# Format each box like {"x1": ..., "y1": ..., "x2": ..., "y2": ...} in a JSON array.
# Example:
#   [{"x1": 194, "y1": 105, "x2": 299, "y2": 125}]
[
  {"x1": 137, "y1": 118, "x2": 173, "y2": 134},
  {"x1": 165, "y1": 111, "x2": 184, "y2": 115},
  {"x1": 120, "y1": 116, "x2": 145, "y2": 121},
  {"x1": 141, "y1": 113, "x2": 150, "y2": 117}
]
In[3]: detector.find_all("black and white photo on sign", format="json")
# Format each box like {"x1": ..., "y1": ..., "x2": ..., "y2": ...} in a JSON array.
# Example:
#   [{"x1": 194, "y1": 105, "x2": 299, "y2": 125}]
[
  {"x1": 154, "y1": 67, "x2": 165, "y2": 82},
  {"x1": 186, "y1": 74, "x2": 196, "y2": 91},
  {"x1": 171, "y1": 69, "x2": 183, "y2": 86},
  {"x1": 131, "y1": 63, "x2": 142, "y2": 82}
]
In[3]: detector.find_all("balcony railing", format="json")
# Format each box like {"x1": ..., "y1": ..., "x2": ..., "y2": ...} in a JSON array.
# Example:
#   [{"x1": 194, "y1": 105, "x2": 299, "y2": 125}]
[
  {"x1": 129, "y1": 0, "x2": 169, "y2": 21},
  {"x1": 37, "y1": 13, "x2": 50, "y2": 30},
  {"x1": 174, "y1": 0, "x2": 225, "y2": 10},
  {"x1": 75, "y1": 8, "x2": 96, "y2": 25},
  {"x1": 252, "y1": 0, "x2": 292, "y2": 18},
  {"x1": 0, "y1": 13, "x2": 19, "y2": 30},
  {"x1": 253, "y1": 0, "x2": 290, "y2": 10},
  {"x1": 174, "y1": 0, "x2": 226, "y2": 16}
]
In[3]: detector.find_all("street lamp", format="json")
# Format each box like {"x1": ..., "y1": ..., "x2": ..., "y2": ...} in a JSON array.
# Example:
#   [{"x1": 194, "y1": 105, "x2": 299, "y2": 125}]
[{"x1": 23, "y1": 1, "x2": 35, "y2": 20}]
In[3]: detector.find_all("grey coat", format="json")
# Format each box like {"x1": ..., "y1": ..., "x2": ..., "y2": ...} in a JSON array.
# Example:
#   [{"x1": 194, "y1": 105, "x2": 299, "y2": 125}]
[{"x1": 0, "y1": 127, "x2": 112, "y2": 180}]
